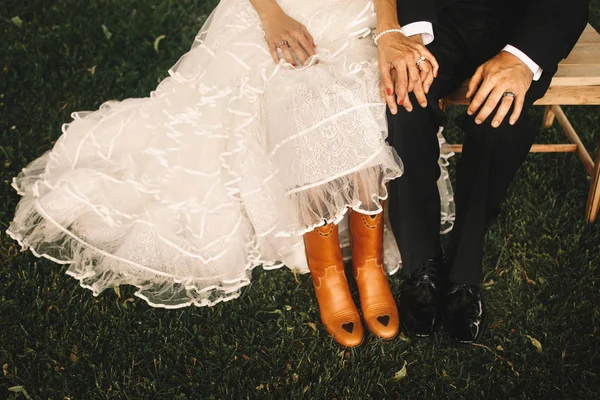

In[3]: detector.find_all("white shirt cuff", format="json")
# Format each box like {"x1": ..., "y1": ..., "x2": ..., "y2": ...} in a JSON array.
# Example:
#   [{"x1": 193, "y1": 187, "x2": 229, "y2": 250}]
[
  {"x1": 401, "y1": 22, "x2": 434, "y2": 45},
  {"x1": 503, "y1": 45, "x2": 543, "y2": 81}
]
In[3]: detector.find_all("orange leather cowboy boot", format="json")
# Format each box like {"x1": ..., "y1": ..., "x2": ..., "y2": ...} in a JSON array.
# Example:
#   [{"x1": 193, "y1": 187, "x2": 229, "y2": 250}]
[
  {"x1": 349, "y1": 209, "x2": 399, "y2": 339},
  {"x1": 304, "y1": 222, "x2": 364, "y2": 347}
]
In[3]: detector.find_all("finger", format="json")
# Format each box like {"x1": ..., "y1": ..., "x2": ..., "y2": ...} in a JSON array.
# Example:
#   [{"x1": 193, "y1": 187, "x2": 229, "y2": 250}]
[
  {"x1": 408, "y1": 61, "x2": 425, "y2": 90},
  {"x1": 475, "y1": 87, "x2": 505, "y2": 124},
  {"x1": 419, "y1": 67, "x2": 428, "y2": 84},
  {"x1": 421, "y1": 48, "x2": 439, "y2": 77},
  {"x1": 419, "y1": 61, "x2": 434, "y2": 93},
  {"x1": 381, "y1": 66, "x2": 397, "y2": 114},
  {"x1": 509, "y1": 95, "x2": 525, "y2": 125},
  {"x1": 467, "y1": 78, "x2": 494, "y2": 117},
  {"x1": 405, "y1": 52, "x2": 420, "y2": 93},
  {"x1": 379, "y1": 80, "x2": 386, "y2": 103},
  {"x1": 269, "y1": 42, "x2": 280, "y2": 64},
  {"x1": 386, "y1": 86, "x2": 398, "y2": 114},
  {"x1": 491, "y1": 94, "x2": 515, "y2": 128},
  {"x1": 466, "y1": 67, "x2": 484, "y2": 99},
  {"x1": 394, "y1": 62, "x2": 408, "y2": 106},
  {"x1": 402, "y1": 93, "x2": 413, "y2": 112},
  {"x1": 387, "y1": 95, "x2": 398, "y2": 114},
  {"x1": 280, "y1": 44, "x2": 296, "y2": 66},
  {"x1": 407, "y1": 62, "x2": 420, "y2": 94},
  {"x1": 301, "y1": 26, "x2": 316, "y2": 48},
  {"x1": 409, "y1": 59, "x2": 428, "y2": 107},
  {"x1": 296, "y1": 32, "x2": 316, "y2": 59},
  {"x1": 288, "y1": 37, "x2": 309, "y2": 65},
  {"x1": 413, "y1": 78, "x2": 428, "y2": 108}
]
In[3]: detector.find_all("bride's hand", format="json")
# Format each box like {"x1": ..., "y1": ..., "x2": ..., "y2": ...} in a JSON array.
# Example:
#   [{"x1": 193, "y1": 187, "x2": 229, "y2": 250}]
[
  {"x1": 260, "y1": 7, "x2": 316, "y2": 66},
  {"x1": 377, "y1": 32, "x2": 438, "y2": 114}
]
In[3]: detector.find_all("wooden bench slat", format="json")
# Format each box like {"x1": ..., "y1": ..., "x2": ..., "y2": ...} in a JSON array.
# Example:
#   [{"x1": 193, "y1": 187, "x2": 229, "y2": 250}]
[
  {"x1": 533, "y1": 86, "x2": 600, "y2": 105},
  {"x1": 553, "y1": 65, "x2": 600, "y2": 86},
  {"x1": 560, "y1": 43, "x2": 600, "y2": 65},
  {"x1": 449, "y1": 144, "x2": 579, "y2": 153},
  {"x1": 579, "y1": 24, "x2": 600, "y2": 42}
]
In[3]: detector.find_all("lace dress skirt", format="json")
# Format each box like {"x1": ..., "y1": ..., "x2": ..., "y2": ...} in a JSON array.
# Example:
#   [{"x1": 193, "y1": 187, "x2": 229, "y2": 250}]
[{"x1": 7, "y1": 0, "x2": 454, "y2": 308}]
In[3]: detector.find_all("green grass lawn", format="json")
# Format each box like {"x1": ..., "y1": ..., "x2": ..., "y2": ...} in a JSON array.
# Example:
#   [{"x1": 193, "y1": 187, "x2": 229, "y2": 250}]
[{"x1": 1, "y1": 1, "x2": 600, "y2": 398}]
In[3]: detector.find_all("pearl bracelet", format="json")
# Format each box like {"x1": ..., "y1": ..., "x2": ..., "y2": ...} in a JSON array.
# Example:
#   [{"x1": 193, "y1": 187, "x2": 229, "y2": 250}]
[{"x1": 373, "y1": 28, "x2": 404, "y2": 46}]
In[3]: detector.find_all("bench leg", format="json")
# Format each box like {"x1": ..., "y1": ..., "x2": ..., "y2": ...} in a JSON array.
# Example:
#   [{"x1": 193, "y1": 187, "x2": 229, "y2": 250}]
[
  {"x1": 586, "y1": 142, "x2": 600, "y2": 223},
  {"x1": 552, "y1": 105, "x2": 595, "y2": 176},
  {"x1": 542, "y1": 105, "x2": 556, "y2": 128}
]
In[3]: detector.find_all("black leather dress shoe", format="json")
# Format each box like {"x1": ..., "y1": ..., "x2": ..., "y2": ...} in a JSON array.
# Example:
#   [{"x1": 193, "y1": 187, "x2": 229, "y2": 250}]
[
  {"x1": 445, "y1": 283, "x2": 486, "y2": 344},
  {"x1": 398, "y1": 258, "x2": 447, "y2": 338}
]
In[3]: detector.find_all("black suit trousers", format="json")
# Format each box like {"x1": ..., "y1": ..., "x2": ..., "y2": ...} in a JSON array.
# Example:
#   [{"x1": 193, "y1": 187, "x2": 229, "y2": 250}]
[{"x1": 386, "y1": 8, "x2": 554, "y2": 284}]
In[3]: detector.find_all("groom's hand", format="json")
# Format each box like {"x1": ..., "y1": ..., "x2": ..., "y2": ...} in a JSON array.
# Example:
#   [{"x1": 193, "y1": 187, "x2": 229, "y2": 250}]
[
  {"x1": 377, "y1": 33, "x2": 439, "y2": 114},
  {"x1": 466, "y1": 51, "x2": 533, "y2": 127}
]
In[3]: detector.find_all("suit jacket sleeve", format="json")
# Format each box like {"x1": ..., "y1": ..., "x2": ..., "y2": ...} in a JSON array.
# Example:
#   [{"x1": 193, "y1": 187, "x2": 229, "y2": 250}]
[
  {"x1": 510, "y1": 0, "x2": 590, "y2": 71},
  {"x1": 396, "y1": 0, "x2": 437, "y2": 26}
]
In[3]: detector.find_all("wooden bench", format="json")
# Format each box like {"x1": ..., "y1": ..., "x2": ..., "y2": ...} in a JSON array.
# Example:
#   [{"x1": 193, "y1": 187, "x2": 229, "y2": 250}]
[{"x1": 442, "y1": 24, "x2": 600, "y2": 223}]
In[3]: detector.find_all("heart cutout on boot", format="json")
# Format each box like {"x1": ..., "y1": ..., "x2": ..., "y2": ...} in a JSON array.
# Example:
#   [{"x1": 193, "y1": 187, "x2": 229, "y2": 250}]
[
  {"x1": 377, "y1": 315, "x2": 391, "y2": 327},
  {"x1": 341, "y1": 322, "x2": 355, "y2": 334}
]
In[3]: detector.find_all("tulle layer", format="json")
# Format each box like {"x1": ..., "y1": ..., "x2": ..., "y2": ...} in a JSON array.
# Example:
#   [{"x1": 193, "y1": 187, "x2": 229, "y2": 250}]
[
  {"x1": 8, "y1": 151, "x2": 401, "y2": 308},
  {"x1": 7, "y1": 0, "x2": 454, "y2": 308}
]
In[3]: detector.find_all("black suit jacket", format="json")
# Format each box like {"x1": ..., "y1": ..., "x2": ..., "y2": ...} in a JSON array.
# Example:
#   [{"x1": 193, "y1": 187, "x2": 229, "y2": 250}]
[{"x1": 397, "y1": 0, "x2": 590, "y2": 71}]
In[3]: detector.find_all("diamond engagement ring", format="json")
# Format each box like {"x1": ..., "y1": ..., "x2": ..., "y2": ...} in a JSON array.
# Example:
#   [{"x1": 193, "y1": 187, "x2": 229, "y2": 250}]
[
  {"x1": 277, "y1": 40, "x2": 288, "y2": 48},
  {"x1": 416, "y1": 56, "x2": 427, "y2": 67},
  {"x1": 503, "y1": 91, "x2": 516, "y2": 98}
]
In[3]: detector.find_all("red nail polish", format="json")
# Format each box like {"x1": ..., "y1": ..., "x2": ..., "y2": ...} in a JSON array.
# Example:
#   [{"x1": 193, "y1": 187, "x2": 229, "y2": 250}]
[
  {"x1": 313, "y1": 43, "x2": 317, "y2": 48},
  {"x1": 386, "y1": 88, "x2": 392, "y2": 96},
  {"x1": 398, "y1": 100, "x2": 404, "y2": 106},
  {"x1": 293, "y1": 64, "x2": 297, "y2": 67}
]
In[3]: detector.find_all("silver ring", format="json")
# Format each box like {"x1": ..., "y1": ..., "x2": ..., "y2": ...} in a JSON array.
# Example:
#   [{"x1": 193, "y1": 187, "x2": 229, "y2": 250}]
[
  {"x1": 416, "y1": 56, "x2": 427, "y2": 67},
  {"x1": 277, "y1": 40, "x2": 288, "y2": 48},
  {"x1": 503, "y1": 91, "x2": 516, "y2": 98}
]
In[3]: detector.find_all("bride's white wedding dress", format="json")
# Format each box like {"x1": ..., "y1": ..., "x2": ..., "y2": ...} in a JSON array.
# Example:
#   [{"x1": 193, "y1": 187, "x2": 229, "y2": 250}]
[{"x1": 7, "y1": 0, "x2": 454, "y2": 308}]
